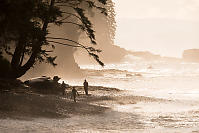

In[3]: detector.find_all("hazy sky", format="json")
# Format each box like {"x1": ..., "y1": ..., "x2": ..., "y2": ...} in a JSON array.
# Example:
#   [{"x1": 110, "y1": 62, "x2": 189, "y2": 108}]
[{"x1": 113, "y1": 0, "x2": 199, "y2": 57}]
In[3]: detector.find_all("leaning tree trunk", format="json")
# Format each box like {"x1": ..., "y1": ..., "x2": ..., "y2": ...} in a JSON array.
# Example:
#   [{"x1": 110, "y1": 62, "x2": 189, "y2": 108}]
[
  {"x1": 8, "y1": 0, "x2": 55, "y2": 79},
  {"x1": 11, "y1": 44, "x2": 23, "y2": 69},
  {"x1": 9, "y1": 36, "x2": 26, "y2": 78},
  {"x1": 11, "y1": 48, "x2": 39, "y2": 78}
]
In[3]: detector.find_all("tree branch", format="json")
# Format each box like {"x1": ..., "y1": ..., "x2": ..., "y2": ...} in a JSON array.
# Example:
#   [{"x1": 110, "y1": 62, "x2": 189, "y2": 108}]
[
  {"x1": 60, "y1": 21, "x2": 83, "y2": 28},
  {"x1": 47, "y1": 38, "x2": 90, "y2": 53},
  {"x1": 47, "y1": 37, "x2": 104, "y2": 66},
  {"x1": 61, "y1": 12, "x2": 82, "y2": 21},
  {"x1": 57, "y1": 14, "x2": 71, "y2": 22},
  {"x1": 47, "y1": 40, "x2": 81, "y2": 48},
  {"x1": 47, "y1": 37, "x2": 86, "y2": 47}
]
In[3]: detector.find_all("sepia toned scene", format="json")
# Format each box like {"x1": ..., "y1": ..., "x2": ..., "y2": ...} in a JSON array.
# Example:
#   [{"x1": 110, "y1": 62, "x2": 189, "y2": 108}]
[{"x1": 0, "y1": 0, "x2": 199, "y2": 132}]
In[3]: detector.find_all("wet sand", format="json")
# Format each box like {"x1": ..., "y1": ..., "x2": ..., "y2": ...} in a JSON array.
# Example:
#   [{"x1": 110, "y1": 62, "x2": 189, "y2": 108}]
[{"x1": 0, "y1": 86, "x2": 199, "y2": 132}]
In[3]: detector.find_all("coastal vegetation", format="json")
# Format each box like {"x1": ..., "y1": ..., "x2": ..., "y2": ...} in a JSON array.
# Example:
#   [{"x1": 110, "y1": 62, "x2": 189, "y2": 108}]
[{"x1": 0, "y1": 0, "x2": 109, "y2": 78}]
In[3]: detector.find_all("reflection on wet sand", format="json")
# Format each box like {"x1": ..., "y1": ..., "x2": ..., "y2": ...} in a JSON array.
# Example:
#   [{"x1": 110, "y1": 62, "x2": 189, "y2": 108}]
[{"x1": 1, "y1": 86, "x2": 199, "y2": 132}]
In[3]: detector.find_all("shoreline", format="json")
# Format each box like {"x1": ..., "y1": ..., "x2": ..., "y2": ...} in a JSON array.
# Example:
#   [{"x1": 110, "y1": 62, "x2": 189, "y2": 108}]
[
  {"x1": 0, "y1": 85, "x2": 165, "y2": 119},
  {"x1": 1, "y1": 85, "x2": 199, "y2": 132}
]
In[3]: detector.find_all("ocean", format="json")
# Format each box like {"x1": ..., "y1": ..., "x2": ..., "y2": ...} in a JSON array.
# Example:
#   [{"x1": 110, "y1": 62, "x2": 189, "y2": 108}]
[
  {"x1": 70, "y1": 59, "x2": 199, "y2": 132},
  {"x1": 71, "y1": 59, "x2": 199, "y2": 101}
]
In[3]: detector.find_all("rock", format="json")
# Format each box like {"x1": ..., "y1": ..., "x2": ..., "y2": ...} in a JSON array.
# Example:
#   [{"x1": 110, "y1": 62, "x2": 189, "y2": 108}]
[
  {"x1": 24, "y1": 76, "x2": 68, "y2": 95},
  {"x1": 183, "y1": 49, "x2": 199, "y2": 62}
]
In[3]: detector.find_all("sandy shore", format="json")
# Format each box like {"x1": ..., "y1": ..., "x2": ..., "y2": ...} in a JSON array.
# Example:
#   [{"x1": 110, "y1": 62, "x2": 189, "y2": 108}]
[
  {"x1": 1, "y1": 86, "x2": 199, "y2": 132},
  {"x1": 0, "y1": 86, "x2": 163, "y2": 119}
]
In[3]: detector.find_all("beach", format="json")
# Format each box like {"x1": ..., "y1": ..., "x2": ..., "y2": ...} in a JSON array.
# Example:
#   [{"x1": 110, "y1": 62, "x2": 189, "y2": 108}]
[{"x1": 1, "y1": 84, "x2": 199, "y2": 133}]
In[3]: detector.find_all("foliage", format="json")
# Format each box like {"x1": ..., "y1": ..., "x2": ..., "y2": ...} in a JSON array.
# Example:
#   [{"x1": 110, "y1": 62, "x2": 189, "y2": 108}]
[{"x1": 0, "y1": 0, "x2": 109, "y2": 78}]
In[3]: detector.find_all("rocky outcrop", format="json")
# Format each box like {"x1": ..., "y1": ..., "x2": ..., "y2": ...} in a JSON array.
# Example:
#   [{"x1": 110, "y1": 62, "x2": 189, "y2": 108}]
[
  {"x1": 128, "y1": 51, "x2": 161, "y2": 60},
  {"x1": 183, "y1": 49, "x2": 199, "y2": 62},
  {"x1": 22, "y1": 16, "x2": 83, "y2": 80},
  {"x1": 22, "y1": 0, "x2": 119, "y2": 79},
  {"x1": 75, "y1": 0, "x2": 127, "y2": 64}
]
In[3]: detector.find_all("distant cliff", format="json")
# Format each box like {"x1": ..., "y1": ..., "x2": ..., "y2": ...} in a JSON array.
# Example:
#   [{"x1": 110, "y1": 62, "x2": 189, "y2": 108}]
[
  {"x1": 128, "y1": 51, "x2": 161, "y2": 60},
  {"x1": 183, "y1": 49, "x2": 199, "y2": 62},
  {"x1": 127, "y1": 50, "x2": 181, "y2": 62},
  {"x1": 75, "y1": 0, "x2": 127, "y2": 64}
]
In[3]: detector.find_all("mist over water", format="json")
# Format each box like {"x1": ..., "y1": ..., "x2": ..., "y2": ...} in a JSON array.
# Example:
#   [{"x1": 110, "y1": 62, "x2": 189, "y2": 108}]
[
  {"x1": 55, "y1": 56, "x2": 199, "y2": 132},
  {"x1": 67, "y1": 56, "x2": 199, "y2": 100}
]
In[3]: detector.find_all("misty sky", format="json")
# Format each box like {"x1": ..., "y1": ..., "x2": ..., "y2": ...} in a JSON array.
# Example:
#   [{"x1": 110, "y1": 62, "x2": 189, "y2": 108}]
[{"x1": 113, "y1": 0, "x2": 199, "y2": 57}]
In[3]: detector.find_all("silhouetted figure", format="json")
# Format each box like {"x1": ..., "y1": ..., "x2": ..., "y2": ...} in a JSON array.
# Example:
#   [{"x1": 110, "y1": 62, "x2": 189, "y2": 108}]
[
  {"x1": 61, "y1": 81, "x2": 67, "y2": 95},
  {"x1": 83, "y1": 79, "x2": 88, "y2": 95},
  {"x1": 71, "y1": 87, "x2": 79, "y2": 102}
]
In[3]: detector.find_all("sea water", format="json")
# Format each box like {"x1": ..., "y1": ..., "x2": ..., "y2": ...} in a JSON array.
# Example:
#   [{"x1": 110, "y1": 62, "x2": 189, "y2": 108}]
[
  {"x1": 72, "y1": 59, "x2": 199, "y2": 132},
  {"x1": 78, "y1": 60, "x2": 199, "y2": 101}
]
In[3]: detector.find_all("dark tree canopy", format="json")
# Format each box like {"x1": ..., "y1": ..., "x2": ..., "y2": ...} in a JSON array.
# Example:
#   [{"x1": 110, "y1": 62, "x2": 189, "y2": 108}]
[{"x1": 0, "y1": 0, "x2": 108, "y2": 78}]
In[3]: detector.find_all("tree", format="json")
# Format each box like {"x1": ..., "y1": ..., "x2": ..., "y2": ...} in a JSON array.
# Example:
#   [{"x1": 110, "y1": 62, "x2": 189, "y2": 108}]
[{"x1": 0, "y1": 0, "x2": 107, "y2": 78}]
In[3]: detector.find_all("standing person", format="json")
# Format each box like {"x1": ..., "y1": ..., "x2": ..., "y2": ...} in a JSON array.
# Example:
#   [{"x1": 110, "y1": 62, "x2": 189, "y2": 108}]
[
  {"x1": 61, "y1": 81, "x2": 66, "y2": 95},
  {"x1": 83, "y1": 79, "x2": 88, "y2": 95},
  {"x1": 71, "y1": 87, "x2": 79, "y2": 102}
]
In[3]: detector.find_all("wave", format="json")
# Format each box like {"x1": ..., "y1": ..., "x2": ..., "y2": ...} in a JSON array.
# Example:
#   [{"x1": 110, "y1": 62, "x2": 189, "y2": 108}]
[{"x1": 80, "y1": 61, "x2": 199, "y2": 78}]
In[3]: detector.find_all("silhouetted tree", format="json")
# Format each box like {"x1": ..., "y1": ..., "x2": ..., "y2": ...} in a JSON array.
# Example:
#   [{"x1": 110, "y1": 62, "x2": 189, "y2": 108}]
[{"x1": 0, "y1": 0, "x2": 107, "y2": 78}]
